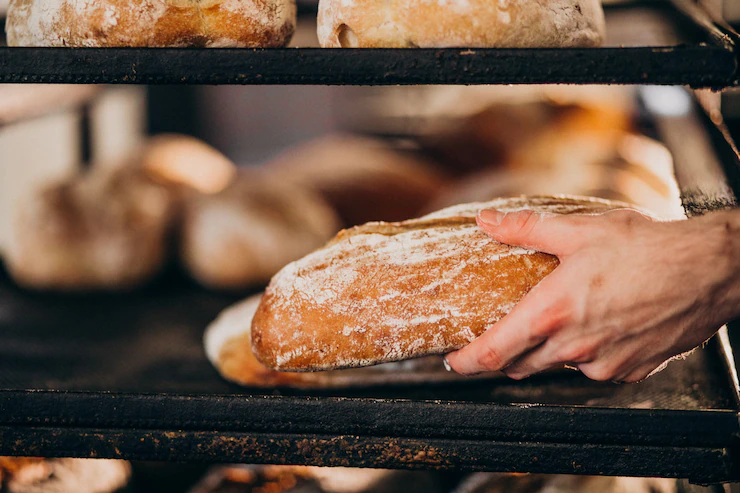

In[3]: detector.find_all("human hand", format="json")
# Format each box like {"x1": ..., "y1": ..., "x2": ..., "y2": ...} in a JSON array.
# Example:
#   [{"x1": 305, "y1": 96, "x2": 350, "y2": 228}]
[{"x1": 445, "y1": 206, "x2": 740, "y2": 383}]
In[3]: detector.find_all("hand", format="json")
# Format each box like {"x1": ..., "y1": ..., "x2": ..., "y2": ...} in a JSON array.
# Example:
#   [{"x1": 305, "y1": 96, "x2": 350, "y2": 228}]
[{"x1": 445, "y1": 206, "x2": 740, "y2": 383}]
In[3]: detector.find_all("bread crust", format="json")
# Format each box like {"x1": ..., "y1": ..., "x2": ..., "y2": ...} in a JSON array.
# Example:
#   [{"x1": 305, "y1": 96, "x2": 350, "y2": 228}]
[
  {"x1": 317, "y1": 0, "x2": 605, "y2": 48},
  {"x1": 205, "y1": 294, "x2": 502, "y2": 388},
  {"x1": 6, "y1": 0, "x2": 296, "y2": 47},
  {"x1": 252, "y1": 195, "x2": 629, "y2": 371}
]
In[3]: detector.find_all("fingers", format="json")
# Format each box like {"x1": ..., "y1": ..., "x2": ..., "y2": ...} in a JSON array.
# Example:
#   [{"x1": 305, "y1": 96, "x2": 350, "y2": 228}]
[
  {"x1": 504, "y1": 336, "x2": 600, "y2": 380},
  {"x1": 445, "y1": 278, "x2": 569, "y2": 375},
  {"x1": 476, "y1": 209, "x2": 587, "y2": 256}
]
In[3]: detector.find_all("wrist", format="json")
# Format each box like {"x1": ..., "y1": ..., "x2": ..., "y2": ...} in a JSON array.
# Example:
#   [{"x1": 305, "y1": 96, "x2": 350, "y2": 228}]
[{"x1": 705, "y1": 209, "x2": 740, "y2": 323}]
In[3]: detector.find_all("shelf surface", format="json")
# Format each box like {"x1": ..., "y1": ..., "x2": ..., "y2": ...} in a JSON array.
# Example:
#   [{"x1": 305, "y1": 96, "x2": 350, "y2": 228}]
[
  {"x1": 0, "y1": 270, "x2": 738, "y2": 483},
  {"x1": 0, "y1": 2, "x2": 737, "y2": 86}
]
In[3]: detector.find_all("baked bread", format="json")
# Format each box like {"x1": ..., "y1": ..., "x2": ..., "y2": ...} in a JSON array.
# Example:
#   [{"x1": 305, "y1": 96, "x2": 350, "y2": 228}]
[
  {"x1": 6, "y1": 0, "x2": 296, "y2": 47},
  {"x1": 252, "y1": 195, "x2": 630, "y2": 371},
  {"x1": 6, "y1": 165, "x2": 176, "y2": 291},
  {"x1": 0, "y1": 458, "x2": 131, "y2": 493},
  {"x1": 190, "y1": 465, "x2": 447, "y2": 493},
  {"x1": 266, "y1": 135, "x2": 448, "y2": 226},
  {"x1": 205, "y1": 293, "x2": 500, "y2": 388},
  {"x1": 317, "y1": 0, "x2": 605, "y2": 48},
  {"x1": 181, "y1": 170, "x2": 340, "y2": 290},
  {"x1": 141, "y1": 134, "x2": 237, "y2": 195}
]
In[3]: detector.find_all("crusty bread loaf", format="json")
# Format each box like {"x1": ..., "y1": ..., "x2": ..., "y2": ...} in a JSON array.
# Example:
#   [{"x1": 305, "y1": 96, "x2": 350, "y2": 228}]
[
  {"x1": 6, "y1": 0, "x2": 296, "y2": 47},
  {"x1": 317, "y1": 0, "x2": 605, "y2": 48},
  {"x1": 266, "y1": 135, "x2": 448, "y2": 226},
  {"x1": 6, "y1": 165, "x2": 176, "y2": 291},
  {"x1": 205, "y1": 293, "x2": 500, "y2": 388},
  {"x1": 180, "y1": 170, "x2": 340, "y2": 290},
  {"x1": 252, "y1": 195, "x2": 630, "y2": 371}
]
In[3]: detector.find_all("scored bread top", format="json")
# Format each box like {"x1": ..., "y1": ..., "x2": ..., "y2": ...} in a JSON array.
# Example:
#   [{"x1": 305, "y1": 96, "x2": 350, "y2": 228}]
[{"x1": 252, "y1": 195, "x2": 628, "y2": 372}]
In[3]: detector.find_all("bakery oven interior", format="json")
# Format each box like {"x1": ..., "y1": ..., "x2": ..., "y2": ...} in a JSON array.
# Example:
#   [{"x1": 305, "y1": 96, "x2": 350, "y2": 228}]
[{"x1": 1, "y1": 0, "x2": 740, "y2": 492}]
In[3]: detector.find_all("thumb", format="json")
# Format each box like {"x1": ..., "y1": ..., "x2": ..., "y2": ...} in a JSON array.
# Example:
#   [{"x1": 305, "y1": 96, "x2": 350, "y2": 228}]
[{"x1": 477, "y1": 209, "x2": 585, "y2": 256}]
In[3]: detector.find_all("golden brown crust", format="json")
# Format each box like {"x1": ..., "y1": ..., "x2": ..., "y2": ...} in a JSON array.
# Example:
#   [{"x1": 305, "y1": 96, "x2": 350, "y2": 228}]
[
  {"x1": 6, "y1": 0, "x2": 296, "y2": 47},
  {"x1": 317, "y1": 0, "x2": 605, "y2": 48},
  {"x1": 252, "y1": 195, "x2": 629, "y2": 372},
  {"x1": 205, "y1": 294, "x2": 502, "y2": 388}
]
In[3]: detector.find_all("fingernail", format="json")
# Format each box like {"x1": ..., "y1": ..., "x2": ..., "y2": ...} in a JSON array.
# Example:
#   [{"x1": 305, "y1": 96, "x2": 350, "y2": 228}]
[
  {"x1": 443, "y1": 357, "x2": 452, "y2": 372},
  {"x1": 478, "y1": 209, "x2": 504, "y2": 227}
]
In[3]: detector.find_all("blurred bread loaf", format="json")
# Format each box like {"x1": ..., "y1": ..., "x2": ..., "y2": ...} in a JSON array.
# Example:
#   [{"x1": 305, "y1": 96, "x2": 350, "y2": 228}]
[
  {"x1": 252, "y1": 196, "x2": 629, "y2": 372},
  {"x1": 181, "y1": 170, "x2": 340, "y2": 290},
  {"x1": 141, "y1": 134, "x2": 237, "y2": 195},
  {"x1": 267, "y1": 135, "x2": 447, "y2": 226},
  {"x1": 205, "y1": 293, "x2": 500, "y2": 388},
  {"x1": 5, "y1": 165, "x2": 176, "y2": 291},
  {"x1": 0, "y1": 458, "x2": 131, "y2": 493},
  {"x1": 317, "y1": 0, "x2": 605, "y2": 48},
  {"x1": 6, "y1": 0, "x2": 296, "y2": 47}
]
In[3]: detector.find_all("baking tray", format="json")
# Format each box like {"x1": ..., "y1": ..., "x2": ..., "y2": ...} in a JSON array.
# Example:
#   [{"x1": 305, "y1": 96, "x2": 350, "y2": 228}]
[
  {"x1": 0, "y1": 90, "x2": 740, "y2": 484},
  {"x1": 0, "y1": 0, "x2": 737, "y2": 87}
]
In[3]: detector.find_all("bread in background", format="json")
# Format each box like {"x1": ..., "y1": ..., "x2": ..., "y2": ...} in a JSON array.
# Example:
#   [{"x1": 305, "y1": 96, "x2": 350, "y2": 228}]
[
  {"x1": 0, "y1": 457, "x2": 131, "y2": 493},
  {"x1": 427, "y1": 133, "x2": 683, "y2": 220},
  {"x1": 5, "y1": 164, "x2": 176, "y2": 291},
  {"x1": 141, "y1": 134, "x2": 237, "y2": 195},
  {"x1": 181, "y1": 170, "x2": 340, "y2": 290},
  {"x1": 420, "y1": 102, "x2": 631, "y2": 176},
  {"x1": 266, "y1": 134, "x2": 448, "y2": 226},
  {"x1": 6, "y1": 0, "x2": 296, "y2": 47}
]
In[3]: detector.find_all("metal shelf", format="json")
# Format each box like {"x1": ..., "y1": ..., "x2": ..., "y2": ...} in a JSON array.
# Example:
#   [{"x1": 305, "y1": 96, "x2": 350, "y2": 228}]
[{"x1": 0, "y1": 1, "x2": 737, "y2": 86}]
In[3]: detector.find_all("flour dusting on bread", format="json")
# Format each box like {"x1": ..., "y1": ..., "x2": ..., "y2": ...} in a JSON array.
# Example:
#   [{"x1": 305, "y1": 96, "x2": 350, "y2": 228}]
[{"x1": 252, "y1": 195, "x2": 626, "y2": 372}]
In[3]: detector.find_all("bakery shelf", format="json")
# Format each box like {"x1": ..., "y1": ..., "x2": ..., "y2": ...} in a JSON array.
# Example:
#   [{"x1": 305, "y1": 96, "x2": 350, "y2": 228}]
[
  {"x1": 0, "y1": 0, "x2": 737, "y2": 87},
  {"x1": 0, "y1": 268, "x2": 739, "y2": 483}
]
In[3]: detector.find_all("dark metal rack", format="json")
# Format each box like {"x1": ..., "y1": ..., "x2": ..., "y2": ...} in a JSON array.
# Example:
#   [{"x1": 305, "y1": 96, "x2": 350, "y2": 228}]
[
  {"x1": 0, "y1": 0, "x2": 737, "y2": 86},
  {"x1": 1, "y1": 0, "x2": 740, "y2": 486}
]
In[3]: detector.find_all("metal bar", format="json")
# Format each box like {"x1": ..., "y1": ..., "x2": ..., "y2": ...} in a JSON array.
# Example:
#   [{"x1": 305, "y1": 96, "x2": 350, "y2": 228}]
[
  {"x1": 0, "y1": 391, "x2": 736, "y2": 448},
  {"x1": 0, "y1": 427, "x2": 735, "y2": 484},
  {"x1": 0, "y1": 45, "x2": 735, "y2": 87}
]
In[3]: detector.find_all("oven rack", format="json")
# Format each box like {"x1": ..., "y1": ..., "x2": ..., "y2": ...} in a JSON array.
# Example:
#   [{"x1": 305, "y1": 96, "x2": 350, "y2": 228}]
[{"x1": 0, "y1": 0, "x2": 737, "y2": 87}]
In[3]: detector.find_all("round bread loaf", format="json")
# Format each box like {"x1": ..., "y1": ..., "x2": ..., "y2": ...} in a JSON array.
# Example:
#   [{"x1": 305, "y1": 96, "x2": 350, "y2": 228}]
[
  {"x1": 317, "y1": 0, "x2": 606, "y2": 48},
  {"x1": 6, "y1": 165, "x2": 176, "y2": 291},
  {"x1": 141, "y1": 134, "x2": 237, "y2": 195},
  {"x1": 205, "y1": 293, "x2": 501, "y2": 388},
  {"x1": 266, "y1": 135, "x2": 448, "y2": 227},
  {"x1": 252, "y1": 195, "x2": 631, "y2": 372},
  {"x1": 6, "y1": 0, "x2": 296, "y2": 47},
  {"x1": 180, "y1": 170, "x2": 340, "y2": 290}
]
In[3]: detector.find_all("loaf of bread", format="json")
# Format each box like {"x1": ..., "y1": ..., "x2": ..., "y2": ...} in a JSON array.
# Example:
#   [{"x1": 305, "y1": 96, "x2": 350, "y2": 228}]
[
  {"x1": 0, "y1": 458, "x2": 131, "y2": 493},
  {"x1": 252, "y1": 196, "x2": 629, "y2": 371},
  {"x1": 141, "y1": 134, "x2": 237, "y2": 195},
  {"x1": 180, "y1": 170, "x2": 340, "y2": 290},
  {"x1": 317, "y1": 0, "x2": 605, "y2": 48},
  {"x1": 6, "y1": 165, "x2": 176, "y2": 291},
  {"x1": 205, "y1": 293, "x2": 500, "y2": 388},
  {"x1": 6, "y1": 0, "x2": 296, "y2": 47},
  {"x1": 266, "y1": 135, "x2": 448, "y2": 226}
]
